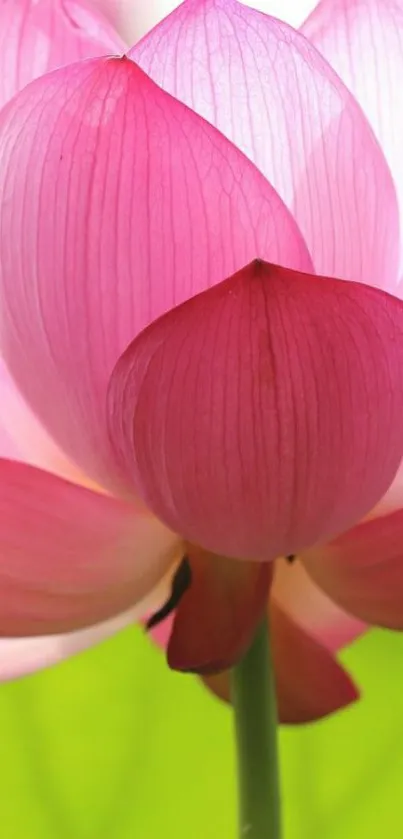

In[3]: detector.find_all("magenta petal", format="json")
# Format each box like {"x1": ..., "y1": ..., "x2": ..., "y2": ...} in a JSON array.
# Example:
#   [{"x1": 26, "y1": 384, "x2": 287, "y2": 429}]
[
  {"x1": 302, "y1": 0, "x2": 403, "y2": 255},
  {"x1": 303, "y1": 508, "x2": 403, "y2": 629},
  {"x1": 130, "y1": 0, "x2": 399, "y2": 288},
  {"x1": 0, "y1": 56, "x2": 311, "y2": 489},
  {"x1": 0, "y1": 0, "x2": 124, "y2": 109},
  {"x1": 0, "y1": 458, "x2": 180, "y2": 635},
  {"x1": 108, "y1": 259, "x2": 403, "y2": 561}
]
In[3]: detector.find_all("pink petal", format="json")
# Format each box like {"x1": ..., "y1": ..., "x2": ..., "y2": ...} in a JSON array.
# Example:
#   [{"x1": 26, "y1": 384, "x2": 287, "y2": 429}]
[
  {"x1": 0, "y1": 575, "x2": 173, "y2": 681},
  {"x1": 302, "y1": 0, "x2": 403, "y2": 259},
  {"x1": 108, "y1": 259, "x2": 403, "y2": 561},
  {"x1": 0, "y1": 0, "x2": 124, "y2": 109},
  {"x1": 86, "y1": 0, "x2": 176, "y2": 42},
  {"x1": 303, "y1": 508, "x2": 403, "y2": 629},
  {"x1": 130, "y1": 0, "x2": 399, "y2": 288},
  {"x1": 245, "y1": 1, "x2": 316, "y2": 26},
  {"x1": 273, "y1": 559, "x2": 365, "y2": 653},
  {"x1": 0, "y1": 358, "x2": 87, "y2": 480},
  {"x1": 0, "y1": 458, "x2": 180, "y2": 635},
  {"x1": 203, "y1": 602, "x2": 358, "y2": 724},
  {"x1": 0, "y1": 56, "x2": 312, "y2": 490}
]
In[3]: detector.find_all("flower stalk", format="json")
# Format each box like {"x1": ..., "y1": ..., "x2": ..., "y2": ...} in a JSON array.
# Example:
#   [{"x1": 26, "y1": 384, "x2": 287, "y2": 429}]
[{"x1": 231, "y1": 617, "x2": 282, "y2": 839}]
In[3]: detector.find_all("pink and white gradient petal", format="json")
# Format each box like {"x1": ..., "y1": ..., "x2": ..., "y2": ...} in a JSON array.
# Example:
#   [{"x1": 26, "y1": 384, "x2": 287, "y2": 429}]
[
  {"x1": 303, "y1": 508, "x2": 403, "y2": 629},
  {"x1": 0, "y1": 577, "x2": 172, "y2": 682},
  {"x1": 302, "y1": 0, "x2": 403, "y2": 254},
  {"x1": 273, "y1": 560, "x2": 365, "y2": 653},
  {"x1": 0, "y1": 0, "x2": 124, "y2": 110},
  {"x1": 131, "y1": 0, "x2": 399, "y2": 288},
  {"x1": 0, "y1": 458, "x2": 180, "y2": 636}
]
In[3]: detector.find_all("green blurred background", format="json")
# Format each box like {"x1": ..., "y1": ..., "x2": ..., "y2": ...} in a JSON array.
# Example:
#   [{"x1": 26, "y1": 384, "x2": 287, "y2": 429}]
[{"x1": 0, "y1": 627, "x2": 401, "y2": 838}]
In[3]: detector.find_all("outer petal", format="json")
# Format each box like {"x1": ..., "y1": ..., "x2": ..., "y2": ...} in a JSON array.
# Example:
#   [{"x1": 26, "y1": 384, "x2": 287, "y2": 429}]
[
  {"x1": 203, "y1": 603, "x2": 358, "y2": 724},
  {"x1": 0, "y1": 458, "x2": 180, "y2": 636},
  {"x1": 0, "y1": 574, "x2": 173, "y2": 682},
  {"x1": 130, "y1": 0, "x2": 399, "y2": 288},
  {"x1": 0, "y1": 56, "x2": 311, "y2": 491},
  {"x1": 108, "y1": 259, "x2": 403, "y2": 561},
  {"x1": 0, "y1": 0, "x2": 124, "y2": 109},
  {"x1": 273, "y1": 559, "x2": 365, "y2": 652},
  {"x1": 302, "y1": 0, "x2": 403, "y2": 256},
  {"x1": 303, "y1": 509, "x2": 403, "y2": 629}
]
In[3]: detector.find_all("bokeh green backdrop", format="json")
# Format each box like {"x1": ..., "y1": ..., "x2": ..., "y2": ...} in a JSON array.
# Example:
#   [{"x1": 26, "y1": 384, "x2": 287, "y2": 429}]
[{"x1": 0, "y1": 627, "x2": 401, "y2": 838}]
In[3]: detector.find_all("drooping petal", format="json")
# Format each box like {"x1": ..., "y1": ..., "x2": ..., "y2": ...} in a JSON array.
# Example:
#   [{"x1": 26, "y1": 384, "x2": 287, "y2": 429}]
[
  {"x1": 0, "y1": 575, "x2": 173, "y2": 681},
  {"x1": 0, "y1": 0, "x2": 124, "y2": 109},
  {"x1": 0, "y1": 56, "x2": 311, "y2": 491},
  {"x1": 167, "y1": 548, "x2": 272, "y2": 673},
  {"x1": 203, "y1": 603, "x2": 358, "y2": 724},
  {"x1": 273, "y1": 559, "x2": 366, "y2": 652},
  {"x1": 0, "y1": 458, "x2": 180, "y2": 636},
  {"x1": 303, "y1": 508, "x2": 403, "y2": 629},
  {"x1": 108, "y1": 259, "x2": 403, "y2": 561},
  {"x1": 302, "y1": 0, "x2": 403, "y2": 253},
  {"x1": 131, "y1": 0, "x2": 399, "y2": 287}
]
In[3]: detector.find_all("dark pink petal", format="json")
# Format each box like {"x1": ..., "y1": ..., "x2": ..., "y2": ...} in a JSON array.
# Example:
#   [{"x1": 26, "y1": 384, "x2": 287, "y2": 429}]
[
  {"x1": 0, "y1": 56, "x2": 311, "y2": 490},
  {"x1": 108, "y1": 259, "x2": 403, "y2": 560},
  {"x1": 0, "y1": 0, "x2": 124, "y2": 108},
  {"x1": 167, "y1": 548, "x2": 273, "y2": 674},
  {"x1": 303, "y1": 508, "x2": 403, "y2": 628},
  {"x1": 203, "y1": 602, "x2": 358, "y2": 724},
  {"x1": 0, "y1": 458, "x2": 180, "y2": 635},
  {"x1": 131, "y1": 0, "x2": 399, "y2": 288},
  {"x1": 302, "y1": 0, "x2": 403, "y2": 253},
  {"x1": 273, "y1": 559, "x2": 366, "y2": 653}
]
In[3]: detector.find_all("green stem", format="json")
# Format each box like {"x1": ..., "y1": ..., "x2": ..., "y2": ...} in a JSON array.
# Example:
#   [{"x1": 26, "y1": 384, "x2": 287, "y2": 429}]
[{"x1": 230, "y1": 617, "x2": 282, "y2": 839}]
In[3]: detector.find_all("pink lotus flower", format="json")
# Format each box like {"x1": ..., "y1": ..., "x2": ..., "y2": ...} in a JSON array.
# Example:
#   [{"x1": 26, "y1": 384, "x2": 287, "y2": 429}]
[{"x1": 1, "y1": 0, "x2": 403, "y2": 724}]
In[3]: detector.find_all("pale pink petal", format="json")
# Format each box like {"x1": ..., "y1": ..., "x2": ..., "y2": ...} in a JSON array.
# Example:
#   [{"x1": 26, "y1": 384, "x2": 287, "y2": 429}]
[
  {"x1": 108, "y1": 260, "x2": 403, "y2": 561},
  {"x1": 0, "y1": 358, "x2": 89, "y2": 480},
  {"x1": 303, "y1": 508, "x2": 403, "y2": 628},
  {"x1": 130, "y1": 0, "x2": 399, "y2": 288},
  {"x1": 0, "y1": 56, "x2": 312, "y2": 490},
  {"x1": 273, "y1": 559, "x2": 365, "y2": 652},
  {"x1": 0, "y1": 458, "x2": 180, "y2": 636},
  {"x1": 95, "y1": 0, "x2": 317, "y2": 44},
  {"x1": 302, "y1": 0, "x2": 403, "y2": 258},
  {"x1": 86, "y1": 0, "x2": 177, "y2": 42},
  {"x1": 244, "y1": 0, "x2": 316, "y2": 27},
  {"x1": 0, "y1": 0, "x2": 124, "y2": 109},
  {"x1": 0, "y1": 573, "x2": 173, "y2": 681}
]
